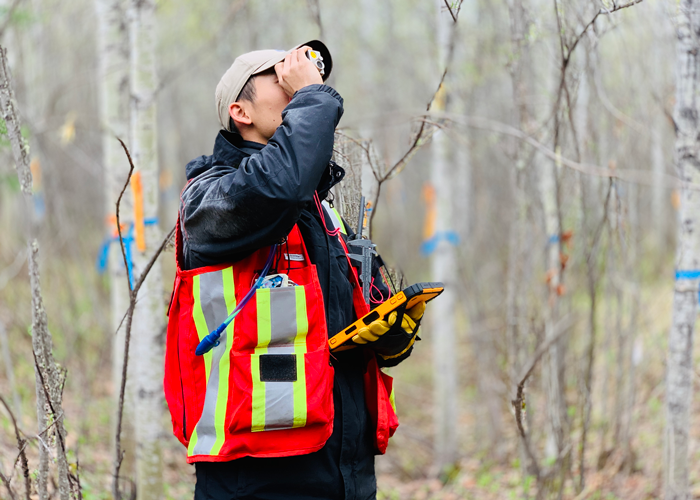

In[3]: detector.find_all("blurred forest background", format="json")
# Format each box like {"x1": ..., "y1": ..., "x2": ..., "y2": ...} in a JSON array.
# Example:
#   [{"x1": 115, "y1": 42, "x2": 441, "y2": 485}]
[{"x1": 0, "y1": 0, "x2": 697, "y2": 498}]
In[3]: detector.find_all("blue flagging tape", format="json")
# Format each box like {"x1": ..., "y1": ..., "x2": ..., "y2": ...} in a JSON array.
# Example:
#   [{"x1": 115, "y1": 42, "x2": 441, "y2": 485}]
[
  {"x1": 675, "y1": 270, "x2": 700, "y2": 280},
  {"x1": 675, "y1": 269, "x2": 700, "y2": 304},
  {"x1": 96, "y1": 218, "x2": 160, "y2": 289},
  {"x1": 548, "y1": 234, "x2": 560, "y2": 245},
  {"x1": 421, "y1": 230, "x2": 460, "y2": 256}
]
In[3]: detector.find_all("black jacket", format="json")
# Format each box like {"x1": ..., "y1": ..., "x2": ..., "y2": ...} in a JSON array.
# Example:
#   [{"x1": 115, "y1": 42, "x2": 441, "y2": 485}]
[{"x1": 180, "y1": 84, "x2": 410, "y2": 500}]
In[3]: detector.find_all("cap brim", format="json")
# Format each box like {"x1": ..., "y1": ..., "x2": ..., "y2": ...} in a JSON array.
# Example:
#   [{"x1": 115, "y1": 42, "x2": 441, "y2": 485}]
[{"x1": 254, "y1": 40, "x2": 332, "y2": 81}]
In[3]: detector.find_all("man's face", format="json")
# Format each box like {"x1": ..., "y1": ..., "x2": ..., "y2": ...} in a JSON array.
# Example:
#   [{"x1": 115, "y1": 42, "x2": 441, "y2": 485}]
[{"x1": 247, "y1": 73, "x2": 291, "y2": 141}]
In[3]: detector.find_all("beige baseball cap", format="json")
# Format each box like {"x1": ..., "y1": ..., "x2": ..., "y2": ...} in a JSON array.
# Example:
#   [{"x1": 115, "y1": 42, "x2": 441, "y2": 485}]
[{"x1": 215, "y1": 40, "x2": 333, "y2": 131}]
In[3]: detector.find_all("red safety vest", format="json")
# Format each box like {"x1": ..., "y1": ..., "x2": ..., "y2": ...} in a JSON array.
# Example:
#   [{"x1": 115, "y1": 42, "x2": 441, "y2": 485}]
[{"x1": 164, "y1": 211, "x2": 398, "y2": 464}]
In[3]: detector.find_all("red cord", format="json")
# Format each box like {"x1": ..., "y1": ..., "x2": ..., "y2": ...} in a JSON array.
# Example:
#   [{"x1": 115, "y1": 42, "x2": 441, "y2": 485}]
[
  {"x1": 314, "y1": 191, "x2": 341, "y2": 237},
  {"x1": 370, "y1": 277, "x2": 389, "y2": 304},
  {"x1": 378, "y1": 267, "x2": 393, "y2": 297}
]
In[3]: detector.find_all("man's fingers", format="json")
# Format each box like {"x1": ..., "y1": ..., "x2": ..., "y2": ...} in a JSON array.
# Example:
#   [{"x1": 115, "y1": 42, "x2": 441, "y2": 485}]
[
  {"x1": 406, "y1": 302, "x2": 426, "y2": 321},
  {"x1": 274, "y1": 62, "x2": 284, "y2": 79},
  {"x1": 297, "y1": 46, "x2": 311, "y2": 63},
  {"x1": 358, "y1": 326, "x2": 381, "y2": 342},
  {"x1": 388, "y1": 311, "x2": 397, "y2": 326},
  {"x1": 369, "y1": 320, "x2": 390, "y2": 336},
  {"x1": 401, "y1": 315, "x2": 416, "y2": 332},
  {"x1": 352, "y1": 327, "x2": 380, "y2": 344}
]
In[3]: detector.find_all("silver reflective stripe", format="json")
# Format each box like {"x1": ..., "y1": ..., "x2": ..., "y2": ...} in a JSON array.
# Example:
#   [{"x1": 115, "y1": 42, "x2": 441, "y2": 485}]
[
  {"x1": 269, "y1": 287, "x2": 297, "y2": 346},
  {"x1": 263, "y1": 287, "x2": 299, "y2": 429},
  {"x1": 265, "y1": 345, "x2": 295, "y2": 430},
  {"x1": 193, "y1": 270, "x2": 228, "y2": 455}
]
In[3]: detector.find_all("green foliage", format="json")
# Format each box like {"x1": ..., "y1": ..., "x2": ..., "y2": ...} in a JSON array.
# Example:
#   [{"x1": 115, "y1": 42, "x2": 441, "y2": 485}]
[
  {"x1": 440, "y1": 462, "x2": 461, "y2": 484},
  {"x1": 0, "y1": 6, "x2": 36, "y2": 28},
  {"x1": 377, "y1": 488, "x2": 400, "y2": 500},
  {"x1": 476, "y1": 470, "x2": 493, "y2": 488},
  {"x1": 0, "y1": 173, "x2": 20, "y2": 191},
  {"x1": 648, "y1": 396, "x2": 662, "y2": 414}
]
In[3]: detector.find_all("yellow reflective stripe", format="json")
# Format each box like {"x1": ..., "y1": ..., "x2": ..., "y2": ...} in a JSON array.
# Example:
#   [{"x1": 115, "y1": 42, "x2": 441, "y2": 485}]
[
  {"x1": 187, "y1": 429, "x2": 199, "y2": 456},
  {"x1": 331, "y1": 206, "x2": 346, "y2": 235},
  {"x1": 192, "y1": 275, "x2": 212, "y2": 382},
  {"x1": 389, "y1": 385, "x2": 396, "y2": 413},
  {"x1": 292, "y1": 286, "x2": 308, "y2": 428},
  {"x1": 210, "y1": 267, "x2": 236, "y2": 455},
  {"x1": 252, "y1": 288, "x2": 271, "y2": 432}
]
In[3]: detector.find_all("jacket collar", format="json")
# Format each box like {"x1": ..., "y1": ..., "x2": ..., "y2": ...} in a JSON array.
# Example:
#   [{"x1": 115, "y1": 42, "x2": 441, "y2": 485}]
[
  {"x1": 212, "y1": 130, "x2": 257, "y2": 166},
  {"x1": 211, "y1": 129, "x2": 345, "y2": 199}
]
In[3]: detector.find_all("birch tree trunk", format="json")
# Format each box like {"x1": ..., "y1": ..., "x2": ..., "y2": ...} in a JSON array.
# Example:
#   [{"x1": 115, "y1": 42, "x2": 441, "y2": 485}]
[
  {"x1": 94, "y1": 0, "x2": 134, "y2": 480},
  {"x1": 128, "y1": 0, "x2": 164, "y2": 497},
  {"x1": 431, "y1": 0, "x2": 458, "y2": 473},
  {"x1": 359, "y1": 0, "x2": 379, "y2": 237},
  {"x1": 506, "y1": 0, "x2": 529, "y2": 406},
  {"x1": 664, "y1": 1, "x2": 700, "y2": 498},
  {"x1": 506, "y1": 0, "x2": 542, "y2": 475}
]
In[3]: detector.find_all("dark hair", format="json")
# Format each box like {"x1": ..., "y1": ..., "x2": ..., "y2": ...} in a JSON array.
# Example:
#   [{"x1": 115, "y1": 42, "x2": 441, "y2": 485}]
[{"x1": 230, "y1": 67, "x2": 277, "y2": 134}]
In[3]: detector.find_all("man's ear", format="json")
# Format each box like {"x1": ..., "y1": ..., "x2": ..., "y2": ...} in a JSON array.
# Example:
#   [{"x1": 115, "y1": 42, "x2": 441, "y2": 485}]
[{"x1": 229, "y1": 102, "x2": 252, "y2": 129}]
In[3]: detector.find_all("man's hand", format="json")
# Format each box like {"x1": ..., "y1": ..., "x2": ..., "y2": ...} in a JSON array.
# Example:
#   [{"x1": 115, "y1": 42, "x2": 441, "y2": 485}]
[
  {"x1": 275, "y1": 46, "x2": 323, "y2": 98},
  {"x1": 350, "y1": 302, "x2": 426, "y2": 360}
]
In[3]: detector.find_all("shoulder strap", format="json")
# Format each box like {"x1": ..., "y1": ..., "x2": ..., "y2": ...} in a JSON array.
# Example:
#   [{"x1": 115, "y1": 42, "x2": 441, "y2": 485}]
[{"x1": 321, "y1": 200, "x2": 347, "y2": 236}]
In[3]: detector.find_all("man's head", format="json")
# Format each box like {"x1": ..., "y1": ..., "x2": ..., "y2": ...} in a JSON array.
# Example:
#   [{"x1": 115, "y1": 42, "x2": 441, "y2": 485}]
[{"x1": 215, "y1": 40, "x2": 332, "y2": 144}]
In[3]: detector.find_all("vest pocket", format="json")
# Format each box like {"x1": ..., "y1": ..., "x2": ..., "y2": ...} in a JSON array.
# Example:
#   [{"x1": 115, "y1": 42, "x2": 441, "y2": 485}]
[{"x1": 230, "y1": 348, "x2": 333, "y2": 434}]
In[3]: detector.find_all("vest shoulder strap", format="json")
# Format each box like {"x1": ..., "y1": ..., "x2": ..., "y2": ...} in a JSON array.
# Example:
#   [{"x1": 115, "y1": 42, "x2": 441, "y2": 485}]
[{"x1": 321, "y1": 200, "x2": 347, "y2": 236}]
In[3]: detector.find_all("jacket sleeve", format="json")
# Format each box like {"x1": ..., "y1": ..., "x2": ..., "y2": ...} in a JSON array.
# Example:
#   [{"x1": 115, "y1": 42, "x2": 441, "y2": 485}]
[{"x1": 181, "y1": 85, "x2": 343, "y2": 266}]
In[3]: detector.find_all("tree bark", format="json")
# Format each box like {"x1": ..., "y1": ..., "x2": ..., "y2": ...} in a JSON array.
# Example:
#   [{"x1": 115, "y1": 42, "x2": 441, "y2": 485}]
[
  {"x1": 128, "y1": 0, "x2": 164, "y2": 497},
  {"x1": 94, "y1": 0, "x2": 135, "y2": 483},
  {"x1": 431, "y1": 0, "x2": 458, "y2": 474},
  {"x1": 0, "y1": 45, "x2": 71, "y2": 500},
  {"x1": 665, "y1": 1, "x2": 700, "y2": 498}
]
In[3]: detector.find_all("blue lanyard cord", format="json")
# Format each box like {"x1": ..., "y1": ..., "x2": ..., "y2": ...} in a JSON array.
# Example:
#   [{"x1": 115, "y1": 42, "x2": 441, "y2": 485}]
[{"x1": 195, "y1": 244, "x2": 278, "y2": 356}]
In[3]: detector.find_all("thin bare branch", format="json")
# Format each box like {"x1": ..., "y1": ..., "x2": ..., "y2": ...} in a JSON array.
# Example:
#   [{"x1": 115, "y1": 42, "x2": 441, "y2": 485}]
[
  {"x1": 0, "y1": 470, "x2": 16, "y2": 500},
  {"x1": 442, "y1": 0, "x2": 457, "y2": 22},
  {"x1": 0, "y1": 396, "x2": 30, "y2": 500},
  {"x1": 115, "y1": 137, "x2": 135, "y2": 293},
  {"x1": 437, "y1": 113, "x2": 696, "y2": 190},
  {"x1": 510, "y1": 315, "x2": 576, "y2": 478},
  {"x1": 515, "y1": 315, "x2": 576, "y2": 398},
  {"x1": 380, "y1": 67, "x2": 448, "y2": 182}
]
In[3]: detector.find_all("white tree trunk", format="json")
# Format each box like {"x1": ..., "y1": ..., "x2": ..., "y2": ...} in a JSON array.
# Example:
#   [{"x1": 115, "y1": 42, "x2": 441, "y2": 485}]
[
  {"x1": 359, "y1": 0, "x2": 379, "y2": 237},
  {"x1": 94, "y1": 0, "x2": 133, "y2": 478},
  {"x1": 665, "y1": 2, "x2": 700, "y2": 498},
  {"x1": 128, "y1": 0, "x2": 164, "y2": 497},
  {"x1": 540, "y1": 155, "x2": 565, "y2": 459},
  {"x1": 95, "y1": 0, "x2": 130, "y2": 392},
  {"x1": 431, "y1": 0, "x2": 458, "y2": 473}
]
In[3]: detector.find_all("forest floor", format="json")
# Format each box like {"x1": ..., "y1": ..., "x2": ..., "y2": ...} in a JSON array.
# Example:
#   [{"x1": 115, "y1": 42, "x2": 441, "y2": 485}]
[{"x1": 1, "y1": 257, "x2": 699, "y2": 499}]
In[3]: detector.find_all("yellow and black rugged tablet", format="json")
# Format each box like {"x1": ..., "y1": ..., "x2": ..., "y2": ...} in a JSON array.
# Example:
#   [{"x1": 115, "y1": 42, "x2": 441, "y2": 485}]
[{"x1": 328, "y1": 282, "x2": 445, "y2": 351}]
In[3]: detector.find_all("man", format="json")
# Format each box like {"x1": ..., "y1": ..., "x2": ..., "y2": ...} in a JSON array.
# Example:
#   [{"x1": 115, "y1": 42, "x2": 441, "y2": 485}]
[{"x1": 164, "y1": 40, "x2": 423, "y2": 500}]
